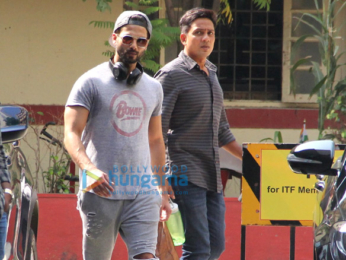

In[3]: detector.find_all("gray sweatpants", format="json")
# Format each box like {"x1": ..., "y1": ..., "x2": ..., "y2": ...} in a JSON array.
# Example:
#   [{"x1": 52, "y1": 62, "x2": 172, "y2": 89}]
[{"x1": 77, "y1": 191, "x2": 162, "y2": 260}]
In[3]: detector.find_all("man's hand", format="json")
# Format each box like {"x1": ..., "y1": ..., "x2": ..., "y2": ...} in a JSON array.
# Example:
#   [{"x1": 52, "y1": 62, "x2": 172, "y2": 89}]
[
  {"x1": 222, "y1": 140, "x2": 243, "y2": 161},
  {"x1": 166, "y1": 179, "x2": 175, "y2": 199},
  {"x1": 90, "y1": 171, "x2": 114, "y2": 197},
  {"x1": 160, "y1": 194, "x2": 172, "y2": 222}
]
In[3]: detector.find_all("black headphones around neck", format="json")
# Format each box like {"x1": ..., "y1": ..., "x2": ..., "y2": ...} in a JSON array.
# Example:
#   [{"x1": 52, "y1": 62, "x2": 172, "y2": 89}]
[{"x1": 109, "y1": 58, "x2": 143, "y2": 85}]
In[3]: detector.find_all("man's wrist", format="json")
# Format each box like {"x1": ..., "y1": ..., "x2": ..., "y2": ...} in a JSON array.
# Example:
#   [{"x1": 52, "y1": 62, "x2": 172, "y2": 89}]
[{"x1": 4, "y1": 188, "x2": 12, "y2": 196}]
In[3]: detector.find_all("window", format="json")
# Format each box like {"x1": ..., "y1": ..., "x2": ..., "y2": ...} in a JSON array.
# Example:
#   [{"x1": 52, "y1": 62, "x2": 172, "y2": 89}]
[
  {"x1": 162, "y1": 0, "x2": 323, "y2": 103},
  {"x1": 209, "y1": 0, "x2": 284, "y2": 100},
  {"x1": 282, "y1": 0, "x2": 322, "y2": 102}
]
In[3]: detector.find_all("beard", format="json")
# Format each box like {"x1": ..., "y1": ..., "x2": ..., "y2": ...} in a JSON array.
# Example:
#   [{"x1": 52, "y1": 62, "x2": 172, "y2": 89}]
[{"x1": 116, "y1": 46, "x2": 144, "y2": 65}]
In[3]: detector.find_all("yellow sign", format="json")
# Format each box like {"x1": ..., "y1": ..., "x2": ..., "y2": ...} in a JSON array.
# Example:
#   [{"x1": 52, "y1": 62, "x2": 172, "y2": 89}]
[
  {"x1": 261, "y1": 150, "x2": 316, "y2": 220},
  {"x1": 241, "y1": 143, "x2": 344, "y2": 226},
  {"x1": 261, "y1": 149, "x2": 343, "y2": 221}
]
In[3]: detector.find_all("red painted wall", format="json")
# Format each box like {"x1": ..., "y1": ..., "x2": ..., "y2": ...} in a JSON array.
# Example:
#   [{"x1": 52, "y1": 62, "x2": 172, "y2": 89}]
[
  {"x1": 36, "y1": 194, "x2": 313, "y2": 260},
  {"x1": 20, "y1": 104, "x2": 334, "y2": 129}
]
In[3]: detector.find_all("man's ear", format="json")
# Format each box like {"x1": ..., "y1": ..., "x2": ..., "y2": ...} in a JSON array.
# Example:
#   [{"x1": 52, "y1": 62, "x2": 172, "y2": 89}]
[
  {"x1": 109, "y1": 33, "x2": 117, "y2": 48},
  {"x1": 180, "y1": 33, "x2": 187, "y2": 46},
  {"x1": 112, "y1": 33, "x2": 117, "y2": 42}
]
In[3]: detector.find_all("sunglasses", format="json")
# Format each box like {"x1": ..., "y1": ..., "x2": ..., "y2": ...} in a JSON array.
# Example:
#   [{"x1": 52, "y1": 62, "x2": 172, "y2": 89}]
[{"x1": 117, "y1": 35, "x2": 148, "y2": 48}]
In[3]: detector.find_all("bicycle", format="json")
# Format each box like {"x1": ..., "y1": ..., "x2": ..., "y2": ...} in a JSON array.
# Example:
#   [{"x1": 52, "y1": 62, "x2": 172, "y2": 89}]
[{"x1": 39, "y1": 121, "x2": 79, "y2": 193}]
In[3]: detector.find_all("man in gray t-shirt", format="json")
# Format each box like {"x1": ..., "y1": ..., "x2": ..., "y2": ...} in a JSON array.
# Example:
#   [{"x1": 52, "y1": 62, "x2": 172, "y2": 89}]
[{"x1": 64, "y1": 11, "x2": 172, "y2": 260}]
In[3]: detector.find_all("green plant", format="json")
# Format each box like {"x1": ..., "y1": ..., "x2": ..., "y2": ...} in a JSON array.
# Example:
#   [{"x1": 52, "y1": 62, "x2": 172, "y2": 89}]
[
  {"x1": 88, "y1": 0, "x2": 180, "y2": 73},
  {"x1": 82, "y1": 0, "x2": 112, "y2": 12},
  {"x1": 218, "y1": 0, "x2": 271, "y2": 24},
  {"x1": 260, "y1": 131, "x2": 283, "y2": 143},
  {"x1": 22, "y1": 111, "x2": 73, "y2": 193},
  {"x1": 322, "y1": 88, "x2": 346, "y2": 143},
  {"x1": 42, "y1": 154, "x2": 71, "y2": 194},
  {"x1": 252, "y1": 0, "x2": 271, "y2": 10},
  {"x1": 218, "y1": 0, "x2": 233, "y2": 24},
  {"x1": 290, "y1": 0, "x2": 346, "y2": 141},
  {"x1": 22, "y1": 111, "x2": 46, "y2": 191},
  {"x1": 39, "y1": 120, "x2": 73, "y2": 193}
]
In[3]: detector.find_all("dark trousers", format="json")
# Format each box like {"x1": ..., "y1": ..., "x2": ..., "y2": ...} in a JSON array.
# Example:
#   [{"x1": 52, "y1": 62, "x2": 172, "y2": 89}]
[{"x1": 172, "y1": 181, "x2": 226, "y2": 260}]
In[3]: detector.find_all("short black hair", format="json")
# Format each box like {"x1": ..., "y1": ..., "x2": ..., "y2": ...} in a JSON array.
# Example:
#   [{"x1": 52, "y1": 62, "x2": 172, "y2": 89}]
[{"x1": 179, "y1": 8, "x2": 217, "y2": 34}]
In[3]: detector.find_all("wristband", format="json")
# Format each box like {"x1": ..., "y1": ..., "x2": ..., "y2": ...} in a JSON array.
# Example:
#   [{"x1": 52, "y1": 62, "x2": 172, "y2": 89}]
[{"x1": 4, "y1": 188, "x2": 12, "y2": 196}]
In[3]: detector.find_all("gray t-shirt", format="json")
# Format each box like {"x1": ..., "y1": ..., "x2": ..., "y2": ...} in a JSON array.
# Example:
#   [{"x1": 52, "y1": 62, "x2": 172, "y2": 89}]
[{"x1": 66, "y1": 62, "x2": 163, "y2": 199}]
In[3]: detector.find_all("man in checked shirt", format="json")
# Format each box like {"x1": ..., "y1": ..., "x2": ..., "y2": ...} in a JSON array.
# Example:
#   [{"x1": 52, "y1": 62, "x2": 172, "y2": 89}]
[
  {"x1": 155, "y1": 7, "x2": 242, "y2": 260},
  {"x1": 0, "y1": 130, "x2": 12, "y2": 259}
]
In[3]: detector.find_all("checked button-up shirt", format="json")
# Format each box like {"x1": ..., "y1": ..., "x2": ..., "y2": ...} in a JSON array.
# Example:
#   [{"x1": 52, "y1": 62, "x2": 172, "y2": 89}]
[{"x1": 155, "y1": 51, "x2": 236, "y2": 193}]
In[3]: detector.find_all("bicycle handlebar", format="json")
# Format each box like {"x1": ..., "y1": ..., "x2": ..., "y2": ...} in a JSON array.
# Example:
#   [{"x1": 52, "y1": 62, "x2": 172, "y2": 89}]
[
  {"x1": 41, "y1": 129, "x2": 54, "y2": 141},
  {"x1": 40, "y1": 122, "x2": 62, "y2": 147},
  {"x1": 64, "y1": 175, "x2": 79, "y2": 182},
  {"x1": 40, "y1": 121, "x2": 56, "y2": 133}
]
